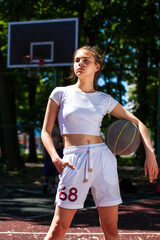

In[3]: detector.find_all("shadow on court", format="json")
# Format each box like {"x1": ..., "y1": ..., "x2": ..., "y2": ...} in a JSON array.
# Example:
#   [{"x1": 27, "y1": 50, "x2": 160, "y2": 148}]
[
  {"x1": 27, "y1": 199, "x2": 160, "y2": 231},
  {"x1": 0, "y1": 185, "x2": 55, "y2": 219},
  {"x1": 119, "y1": 199, "x2": 160, "y2": 231},
  {"x1": 0, "y1": 164, "x2": 160, "y2": 240},
  {"x1": 0, "y1": 199, "x2": 160, "y2": 240},
  {"x1": 0, "y1": 184, "x2": 160, "y2": 231}
]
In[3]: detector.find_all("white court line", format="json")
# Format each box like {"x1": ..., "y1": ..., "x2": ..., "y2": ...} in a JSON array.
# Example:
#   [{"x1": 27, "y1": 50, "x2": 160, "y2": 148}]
[{"x1": 0, "y1": 232, "x2": 160, "y2": 235}]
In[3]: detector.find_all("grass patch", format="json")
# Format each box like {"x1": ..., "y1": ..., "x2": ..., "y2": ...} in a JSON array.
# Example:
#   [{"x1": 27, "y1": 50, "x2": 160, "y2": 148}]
[{"x1": 117, "y1": 154, "x2": 141, "y2": 167}]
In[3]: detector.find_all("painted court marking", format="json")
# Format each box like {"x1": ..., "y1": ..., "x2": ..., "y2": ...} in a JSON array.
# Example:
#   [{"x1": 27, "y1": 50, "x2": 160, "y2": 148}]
[{"x1": 0, "y1": 232, "x2": 160, "y2": 235}]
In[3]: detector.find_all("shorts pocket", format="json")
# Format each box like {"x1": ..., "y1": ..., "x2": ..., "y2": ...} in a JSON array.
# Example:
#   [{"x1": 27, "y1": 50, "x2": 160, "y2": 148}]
[
  {"x1": 59, "y1": 155, "x2": 71, "y2": 178},
  {"x1": 103, "y1": 166, "x2": 118, "y2": 185},
  {"x1": 59, "y1": 154, "x2": 77, "y2": 181},
  {"x1": 102, "y1": 151, "x2": 118, "y2": 185}
]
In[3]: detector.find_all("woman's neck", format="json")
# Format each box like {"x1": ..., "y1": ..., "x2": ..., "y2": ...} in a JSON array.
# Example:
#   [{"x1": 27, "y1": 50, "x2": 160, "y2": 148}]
[{"x1": 74, "y1": 81, "x2": 95, "y2": 93}]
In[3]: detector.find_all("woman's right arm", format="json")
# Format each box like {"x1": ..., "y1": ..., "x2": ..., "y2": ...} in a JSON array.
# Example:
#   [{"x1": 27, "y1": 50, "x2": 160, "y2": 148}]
[{"x1": 41, "y1": 99, "x2": 74, "y2": 174}]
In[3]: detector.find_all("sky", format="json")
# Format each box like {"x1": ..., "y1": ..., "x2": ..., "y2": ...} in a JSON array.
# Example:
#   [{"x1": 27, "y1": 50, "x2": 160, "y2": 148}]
[{"x1": 98, "y1": 76, "x2": 128, "y2": 104}]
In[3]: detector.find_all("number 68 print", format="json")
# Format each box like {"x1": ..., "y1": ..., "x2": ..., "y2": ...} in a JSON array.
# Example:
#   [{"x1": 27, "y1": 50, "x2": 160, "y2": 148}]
[{"x1": 59, "y1": 187, "x2": 78, "y2": 202}]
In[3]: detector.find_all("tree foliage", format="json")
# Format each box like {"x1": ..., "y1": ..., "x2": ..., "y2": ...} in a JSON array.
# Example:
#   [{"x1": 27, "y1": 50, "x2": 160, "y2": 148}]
[{"x1": 0, "y1": 0, "x2": 160, "y2": 169}]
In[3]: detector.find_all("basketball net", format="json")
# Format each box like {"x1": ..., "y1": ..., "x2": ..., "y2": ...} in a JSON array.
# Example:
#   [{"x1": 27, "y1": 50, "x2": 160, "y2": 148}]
[{"x1": 23, "y1": 55, "x2": 44, "y2": 78}]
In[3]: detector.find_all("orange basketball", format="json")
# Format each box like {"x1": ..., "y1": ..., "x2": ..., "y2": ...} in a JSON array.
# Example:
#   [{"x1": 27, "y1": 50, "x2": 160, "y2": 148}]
[{"x1": 105, "y1": 120, "x2": 141, "y2": 155}]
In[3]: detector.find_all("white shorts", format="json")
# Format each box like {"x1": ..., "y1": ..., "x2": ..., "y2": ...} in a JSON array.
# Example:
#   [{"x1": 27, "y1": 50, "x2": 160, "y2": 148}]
[{"x1": 55, "y1": 142, "x2": 122, "y2": 209}]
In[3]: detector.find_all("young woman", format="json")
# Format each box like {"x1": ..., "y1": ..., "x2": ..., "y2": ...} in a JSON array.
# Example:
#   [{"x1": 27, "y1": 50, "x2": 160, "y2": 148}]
[{"x1": 41, "y1": 46, "x2": 159, "y2": 240}]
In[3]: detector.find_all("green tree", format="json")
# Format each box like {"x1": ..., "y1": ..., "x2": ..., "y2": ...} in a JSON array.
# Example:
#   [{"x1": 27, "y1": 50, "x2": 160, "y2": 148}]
[{"x1": 0, "y1": 0, "x2": 160, "y2": 169}]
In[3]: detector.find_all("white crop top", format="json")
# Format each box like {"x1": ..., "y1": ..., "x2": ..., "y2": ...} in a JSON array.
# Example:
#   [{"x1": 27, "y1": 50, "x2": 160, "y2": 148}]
[{"x1": 49, "y1": 85, "x2": 118, "y2": 136}]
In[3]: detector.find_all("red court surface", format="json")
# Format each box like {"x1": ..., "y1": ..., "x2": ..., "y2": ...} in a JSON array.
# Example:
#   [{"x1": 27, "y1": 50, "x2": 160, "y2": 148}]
[{"x1": 0, "y1": 198, "x2": 160, "y2": 240}]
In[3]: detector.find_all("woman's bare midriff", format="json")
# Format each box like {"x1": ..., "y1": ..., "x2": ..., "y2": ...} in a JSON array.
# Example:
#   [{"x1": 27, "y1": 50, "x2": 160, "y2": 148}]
[{"x1": 62, "y1": 134, "x2": 104, "y2": 148}]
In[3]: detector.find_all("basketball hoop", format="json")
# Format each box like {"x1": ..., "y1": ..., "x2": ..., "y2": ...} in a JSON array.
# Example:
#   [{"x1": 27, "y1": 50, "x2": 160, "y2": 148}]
[{"x1": 23, "y1": 55, "x2": 44, "y2": 78}]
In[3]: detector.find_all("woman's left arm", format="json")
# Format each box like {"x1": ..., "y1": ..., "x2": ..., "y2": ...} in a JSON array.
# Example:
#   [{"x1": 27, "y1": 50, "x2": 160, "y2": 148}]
[{"x1": 111, "y1": 103, "x2": 159, "y2": 183}]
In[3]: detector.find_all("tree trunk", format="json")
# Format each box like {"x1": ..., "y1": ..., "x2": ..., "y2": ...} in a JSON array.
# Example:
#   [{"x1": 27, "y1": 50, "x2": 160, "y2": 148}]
[
  {"x1": 0, "y1": 123, "x2": 6, "y2": 163},
  {"x1": 28, "y1": 127, "x2": 37, "y2": 162},
  {"x1": 137, "y1": 42, "x2": 148, "y2": 165},
  {"x1": 0, "y1": 75, "x2": 24, "y2": 170},
  {"x1": 117, "y1": 62, "x2": 123, "y2": 104},
  {"x1": 28, "y1": 77, "x2": 37, "y2": 162},
  {"x1": 154, "y1": 81, "x2": 158, "y2": 155}
]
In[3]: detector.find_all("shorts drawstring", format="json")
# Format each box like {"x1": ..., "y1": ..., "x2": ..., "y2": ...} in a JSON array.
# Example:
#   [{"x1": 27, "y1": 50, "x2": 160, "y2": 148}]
[
  {"x1": 83, "y1": 149, "x2": 93, "y2": 183},
  {"x1": 56, "y1": 142, "x2": 122, "y2": 209},
  {"x1": 63, "y1": 143, "x2": 106, "y2": 183}
]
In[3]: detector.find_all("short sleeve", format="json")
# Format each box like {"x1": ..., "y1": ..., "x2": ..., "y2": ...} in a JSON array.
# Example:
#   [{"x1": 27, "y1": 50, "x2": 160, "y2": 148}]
[
  {"x1": 49, "y1": 87, "x2": 62, "y2": 106},
  {"x1": 103, "y1": 94, "x2": 118, "y2": 115}
]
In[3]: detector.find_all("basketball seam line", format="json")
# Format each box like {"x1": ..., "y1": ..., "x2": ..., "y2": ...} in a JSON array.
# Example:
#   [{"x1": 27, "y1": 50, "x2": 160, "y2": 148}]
[
  {"x1": 117, "y1": 124, "x2": 137, "y2": 155},
  {"x1": 107, "y1": 121, "x2": 118, "y2": 150},
  {"x1": 114, "y1": 121, "x2": 130, "y2": 153}
]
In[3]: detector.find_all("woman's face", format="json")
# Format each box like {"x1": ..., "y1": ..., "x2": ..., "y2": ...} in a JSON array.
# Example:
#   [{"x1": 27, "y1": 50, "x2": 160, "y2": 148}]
[{"x1": 73, "y1": 49, "x2": 100, "y2": 79}]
